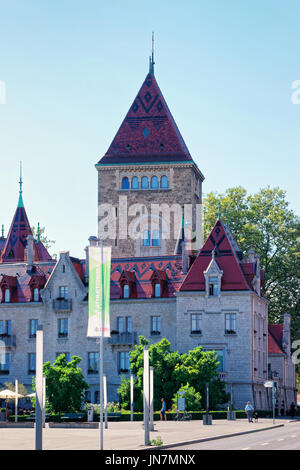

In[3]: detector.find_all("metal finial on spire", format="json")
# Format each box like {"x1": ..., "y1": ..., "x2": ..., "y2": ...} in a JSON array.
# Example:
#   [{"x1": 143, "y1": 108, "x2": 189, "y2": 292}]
[
  {"x1": 18, "y1": 161, "x2": 24, "y2": 208},
  {"x1": 218, "y1": 201, "x2": 221, "y2": 219},
  {"x1": 37, "y1": 222, "x2": 40, "y2": 242},
  {"x1": 1, "y1": 224, "x2": 4, "y2": 238},
  {"x1": 149, "y1": 31, "x2": 155, "y2": 74}
]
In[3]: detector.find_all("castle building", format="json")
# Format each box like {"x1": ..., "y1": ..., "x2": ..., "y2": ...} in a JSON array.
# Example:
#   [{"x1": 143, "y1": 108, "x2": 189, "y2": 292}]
[
  {"x1": 96, "y1": 58, "x2": 204, "y2": 258},
  {"x1": 0, "y1": 60, "x2": 297, "y2": 412}
]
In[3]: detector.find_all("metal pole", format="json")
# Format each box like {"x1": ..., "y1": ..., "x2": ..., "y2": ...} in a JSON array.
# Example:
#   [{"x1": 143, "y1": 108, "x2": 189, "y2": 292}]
[
  {"x1": 42, "y1": 376, "x2": 46, "y2": 428},
  {"x1": 15, "y1": 379, "x2": 18, "y2": 423},
  {"x1": 35, "y1": 325, "x2": 43, "y2": 450},
  {"x1": 230, "y1": 383, "x2": 233, "y2": 412},
  {"x1": 100, "y1": 240, "x2": 104, "y2": 450},
  {"x1": 130, "y1": 374, "x2": 134, "y2": 421},
  {"x1": 206, "y1": 382, "x2": 209, "y2": 415},
  {"x1": 150, "y1": 367, "x2": 154, "y2": 431},
  {"x1": 143, "y1": 347, "x2": 150, "y2": 445},
  {"x1": 103, "y1": 374, "x2": 108, "y2": 429},
  {"x1": 272, "y1": 385, "x2": 276, "y2": 424}
]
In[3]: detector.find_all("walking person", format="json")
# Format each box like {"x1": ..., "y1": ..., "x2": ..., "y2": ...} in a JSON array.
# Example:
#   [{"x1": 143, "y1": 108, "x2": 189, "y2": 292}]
[
  {"x1": 245, "y1": 401, "x2": 254, "y2": 422},
  {"x1": 160, "y1": 398, "x2": 167, "y2": 421},
  {"x1": 290, "y1": 402, "x2": 296, "y2": 418}
]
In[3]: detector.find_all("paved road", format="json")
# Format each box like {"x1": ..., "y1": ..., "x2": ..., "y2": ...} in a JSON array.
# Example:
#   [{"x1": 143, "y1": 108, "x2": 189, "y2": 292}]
[{"x1": 168, "y1": 422, "x2": 300, "y2": 450}]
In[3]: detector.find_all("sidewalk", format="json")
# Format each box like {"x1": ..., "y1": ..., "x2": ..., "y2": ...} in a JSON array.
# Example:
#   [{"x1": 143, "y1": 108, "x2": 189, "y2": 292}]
[{"x1": 0, "y1": 418, "x2": 289, "y2": 450}]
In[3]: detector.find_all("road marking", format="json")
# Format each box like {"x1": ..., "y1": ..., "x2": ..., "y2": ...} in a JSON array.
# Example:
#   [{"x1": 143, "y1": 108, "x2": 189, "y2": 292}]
[
  {"x1": 242, "y1": 447, "x2": 250, "y2": 450},
  {"x1": 277, "y1": 439, "x2": 284, "y2": 441},
  {"x1": 261, "y1": 442, "x2": 269, "y2": 446},
  {"x1": 291, "y1": 435, "x2": 297, "y2": 438}
]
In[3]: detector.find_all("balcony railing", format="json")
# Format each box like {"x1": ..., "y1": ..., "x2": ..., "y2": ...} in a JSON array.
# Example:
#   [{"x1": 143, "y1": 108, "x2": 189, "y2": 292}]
[
  {"x1": 108, "y1": 332, "x2": 137, "y2": 346},
  {"x1": 53, "y1": 299, "x2": 72, "y2": 312},
  {"x1": 0, "y1": 334, "x2": 16, "y2": 348}
]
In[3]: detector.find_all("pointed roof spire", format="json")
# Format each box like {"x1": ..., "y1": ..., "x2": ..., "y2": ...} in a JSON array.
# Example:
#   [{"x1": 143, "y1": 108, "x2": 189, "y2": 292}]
[
  {"x1": 1, "y1": 225, "x2": 4, "y2": 238},
  {"x1": 18, "y1": 161, "x2": 24, "y2": 208}
]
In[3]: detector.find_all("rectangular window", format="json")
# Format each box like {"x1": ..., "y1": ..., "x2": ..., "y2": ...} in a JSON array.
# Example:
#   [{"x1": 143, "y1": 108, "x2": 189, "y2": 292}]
[
  {"x1": 0, "y1": 352, "x2": 10, "y2": 374},
  {"x1": 28, "y1": 353, "x2": 36, "y2": 374},
  {"x1": 88, "y1": 352, "x2": 99, "y2": 374},
  {"x1": 118, "y1": 351, "x2": 130, "y2": 373},
  {"x1": 0, "y1": 320, "x2": 11, "y2": 336},
  {"x1": 209, "y1": 277, "x2": 219, "y2": 296},
  {"x1": 225, "y1": 313, "x2": 237, "y2": 334},
  {"x1": 58, "y1": 318, "x2": 68, "y2": 338},
  {"x1": 191, "y1": 314, "x2": 202, "y2": 334},
  {"x1": 151, "y1": 316, "x2": 161, "y2": 335},
  {"x1": 59, "y1": 286, "x2": 68, "y2": 300},
  {"x1": 29, "y1": 319, "x2": 38, "y2": 338},
  {"x1": 117, "y1": 317, "x2": 132, "y2": 333}
]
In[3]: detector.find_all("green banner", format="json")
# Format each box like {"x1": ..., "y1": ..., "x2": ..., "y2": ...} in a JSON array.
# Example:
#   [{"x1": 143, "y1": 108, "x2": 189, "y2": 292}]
[{"x1": 87, "y1": 245, "x2": 111, "y2": 337}]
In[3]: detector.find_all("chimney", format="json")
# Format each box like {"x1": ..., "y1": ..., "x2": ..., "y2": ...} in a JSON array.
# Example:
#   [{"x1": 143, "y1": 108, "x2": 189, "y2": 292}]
[
  {"x1": 182, "y1": 241, "x2": 188, "y2": 275},
  {"x1": 85, "y1": 236, "x2": 99, "y2": 283},
  {"x1": 282, "y1": 313, "x2": 291, "y2": 356},
  {"x1": 248, "y1": 249, "x2": 255, "y2": 263},
  {"x1": 25, "y1": 235, "x2": 35, "y2": 268}
]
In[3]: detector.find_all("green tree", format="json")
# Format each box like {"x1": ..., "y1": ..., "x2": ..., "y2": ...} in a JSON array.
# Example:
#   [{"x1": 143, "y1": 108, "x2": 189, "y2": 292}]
[
  {"x1": 42, "y1": 354, "x2": 88, "y2": 413},
  {"x1": 171, "y1": 383, "x2": 202, "y2": 411},
  {"x1": 31, "y1": 224, "x2": 56, "y2": 258},
  {"x1": 203, "y1": 186, "x2": 300, "y2": 342},
  {"x1": 118, "y1": 336, "x2": 228, "y2": 412}
]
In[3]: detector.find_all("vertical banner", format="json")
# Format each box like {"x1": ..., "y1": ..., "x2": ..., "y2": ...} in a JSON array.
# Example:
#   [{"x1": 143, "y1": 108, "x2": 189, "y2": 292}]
[{"x1": 87, "y1": 246, "x2": 111, "y2": 337}]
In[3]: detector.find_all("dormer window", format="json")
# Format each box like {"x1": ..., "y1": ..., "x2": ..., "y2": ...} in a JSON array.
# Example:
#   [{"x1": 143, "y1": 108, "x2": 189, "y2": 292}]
[
  {"x1": 4, "y1": 289, "x2": 10, "y2": 303},
  {"x1": 150, "y1": 269, "x2": 168, "y2": 298},
  {"x1": 209, "y1": 277, "x2": 219, "y2": 297},
  {"x1": 123, "y1": 284, "x2": 130, "y2": 299},
  {"x1": 119, "y1": 270, "x2": 136, "y2": 300},
  {"x1": 204, "y1": 251, "x2": 223, "y2": 298},
  {"x1": 33, "y1": 288, "x2": 39, "y2": 302},
  {"x1": 154, "y1": 283, "x2": 161, "y2": 298}
]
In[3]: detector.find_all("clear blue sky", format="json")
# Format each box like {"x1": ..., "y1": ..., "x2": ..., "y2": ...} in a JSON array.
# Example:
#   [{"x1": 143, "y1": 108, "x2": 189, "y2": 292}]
[{"x1": 0, "y1": 0, "x2": 299, "y2": 258}]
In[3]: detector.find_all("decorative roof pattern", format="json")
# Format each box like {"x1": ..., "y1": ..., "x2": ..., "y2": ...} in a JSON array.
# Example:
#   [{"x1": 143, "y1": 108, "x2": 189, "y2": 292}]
[
  {"x1": 110, "y1": 255, "x2": 182, "y2": 299},
  {"x1": 98, "y1": 71, "x2": 193, "y2": 165},
  {"x1": 180, "y1": 219, "x2": 256, "y2": 291},
  {"x1": 0, "y1": 203, "x2": 52, "y2": 264},
  {"x1": 0, "y1": 263, "x2": 55, "y2": 303}
]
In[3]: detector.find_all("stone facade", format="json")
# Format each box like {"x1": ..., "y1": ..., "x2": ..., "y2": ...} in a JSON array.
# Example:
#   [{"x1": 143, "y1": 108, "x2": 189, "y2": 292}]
[{"x1": 97, "y1": 162, "x2": 203, "y2": 258}]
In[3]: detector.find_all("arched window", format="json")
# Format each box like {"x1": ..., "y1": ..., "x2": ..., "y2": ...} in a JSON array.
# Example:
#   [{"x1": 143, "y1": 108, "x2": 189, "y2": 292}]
[
  {"x1": 33, "y1": 288, "x2": 39, "y2": 302},
  {"x1": 123, "y1": 284, "x2": 130, "y2": 299},
  {"x1": 155, "y1": 283, "x2": 161, "y2": 298},
  {"x1": 4, "y1": 289, "x2": 10, "y2": 303},
  {"x1": 121, "y1": 177, "x2": 130, "y2": 189},
  {"x1": 152, "y1": 230, "x2": 160, "y2": 246},
  {"x1": 131, "y1": 176, "x2": 139, "y2": 189},
  {"x1": 141, "y1": 176, "x2": 149, "y2": 189},
  {"x1": 143, "y1": 230, "x2": 150, "y2": 246},
  {"x1": 160, "y1": 175, "x2": 169, "y2": 188},
  {"x1": 151, "y1": 176, "x2": 159, "y2": 189}
]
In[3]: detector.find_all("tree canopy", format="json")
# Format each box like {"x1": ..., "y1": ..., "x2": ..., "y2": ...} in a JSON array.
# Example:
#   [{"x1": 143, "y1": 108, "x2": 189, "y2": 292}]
[
  {"x1": 42, "y1": 354, "x2": 88, "y2": 413},
  {"x1": 118, "y1": 336, "x2": 228, "y2": 412}
]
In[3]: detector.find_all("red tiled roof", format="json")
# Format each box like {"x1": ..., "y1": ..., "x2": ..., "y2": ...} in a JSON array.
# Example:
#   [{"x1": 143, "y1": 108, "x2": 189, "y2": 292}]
[
  {"x1": 110, "y1": 255, "x2": 183, "y2": 299},
  {"x1": 268, "y1": 324, "x2": 284, "y2": 354},
  {"x1": 98, "y1": 71, "x2": 194, "y2": 166},
  {"x1": 0, "y1": 204, "x2": 52, "y2": 264},
  {"x1": 0, "y1": 263, "x2": 55, "y2": 302},
  {"x1": 180, "y1": 219, "x2": 251, "y2": 291}
]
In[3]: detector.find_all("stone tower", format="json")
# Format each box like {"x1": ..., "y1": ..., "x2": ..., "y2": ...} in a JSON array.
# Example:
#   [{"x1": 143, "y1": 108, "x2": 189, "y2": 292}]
[{"x1": 96, "y1": 58, "x2": 204, "y2": 258}]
